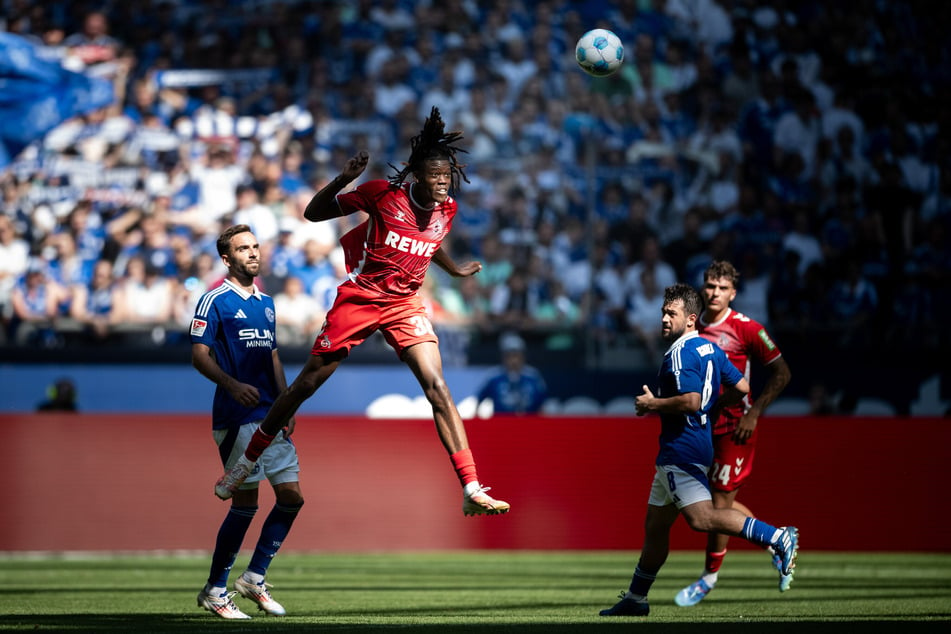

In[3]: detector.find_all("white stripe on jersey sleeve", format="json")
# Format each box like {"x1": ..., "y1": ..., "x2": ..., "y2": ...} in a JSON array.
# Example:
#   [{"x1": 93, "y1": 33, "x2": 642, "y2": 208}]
[
  {"x1": 671, "y1": 341, "x2": 684, "y2": 391},
  {"x1": 195, "y1": 284, "x2": 231, "y2": 318}
]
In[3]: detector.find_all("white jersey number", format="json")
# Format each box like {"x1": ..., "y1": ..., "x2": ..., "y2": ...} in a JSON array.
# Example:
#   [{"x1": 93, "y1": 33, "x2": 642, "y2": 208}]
[{"x1": 410, "y1": 315, "x2": 435, "y2": 337}]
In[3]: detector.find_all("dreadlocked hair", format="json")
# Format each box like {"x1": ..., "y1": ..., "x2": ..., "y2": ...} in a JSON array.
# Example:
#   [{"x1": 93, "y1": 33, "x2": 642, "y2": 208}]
[{"x1": 388, "y1": 106, "x2": 469, "y2": 192}]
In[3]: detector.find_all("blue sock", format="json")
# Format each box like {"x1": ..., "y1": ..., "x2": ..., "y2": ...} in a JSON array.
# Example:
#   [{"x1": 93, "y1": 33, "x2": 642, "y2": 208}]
[
  {"x1": 741, "y1": 517, "x2": 781, "y2": 549},
  {"x1": 629, "y1": 563, "x2": 659, "y2": 598},
  {"x1": 208, "y1": 506, "x2": 257, "y2": 589},
  {"x1": 247, "y1": 502, "x2": 303, "y2": 577}
]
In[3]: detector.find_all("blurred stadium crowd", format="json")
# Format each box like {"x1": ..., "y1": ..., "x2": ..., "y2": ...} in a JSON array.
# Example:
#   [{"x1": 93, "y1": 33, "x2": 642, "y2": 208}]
[{"x1": 0, "y1": 0, "x2": 948, "y2": 368}]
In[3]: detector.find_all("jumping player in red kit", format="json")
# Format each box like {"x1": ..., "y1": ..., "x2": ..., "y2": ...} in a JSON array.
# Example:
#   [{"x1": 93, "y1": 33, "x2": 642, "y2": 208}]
[
  {"x1": 214, "y1": 107, "x2": 510, "y2": 517},
  {"x1": 675, "y1": 260, "x2": 793, "y2": 606}
]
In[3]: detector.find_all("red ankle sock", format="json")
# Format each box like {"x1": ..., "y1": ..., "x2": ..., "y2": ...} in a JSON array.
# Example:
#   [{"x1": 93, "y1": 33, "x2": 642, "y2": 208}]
[
  {"x1": 705, "y1": 549, "x2": 727, "y2": 574},
  {"x1": 449, "y1": 448, "x2": 479, "y2": 487},
  {"x1": 245, "y1": 427, "x2": 276, "y2": 462}
]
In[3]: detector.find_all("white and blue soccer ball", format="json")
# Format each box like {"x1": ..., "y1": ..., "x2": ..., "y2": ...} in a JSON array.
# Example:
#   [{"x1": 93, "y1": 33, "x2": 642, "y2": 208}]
[{"x1": 575, "y1": 28, "x2": 624, "y2": 77}]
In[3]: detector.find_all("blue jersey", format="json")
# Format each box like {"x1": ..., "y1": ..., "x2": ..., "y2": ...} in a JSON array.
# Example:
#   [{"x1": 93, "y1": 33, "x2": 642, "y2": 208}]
[
  {"x1": 654, "y1": 331, "x2": 743, "y2": 467},
  {"x1": 190, "y1": 279, "x2": 279, "y2": 430},
  {"x1": 477, "y1": 366, "x2": 548, "y2": 414}
]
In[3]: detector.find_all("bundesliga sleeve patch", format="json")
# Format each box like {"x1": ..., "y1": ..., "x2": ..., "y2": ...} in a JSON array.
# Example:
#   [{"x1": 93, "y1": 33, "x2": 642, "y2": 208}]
[{"x1": 190, "y1": 318, "x2": 207, "y2": 337}]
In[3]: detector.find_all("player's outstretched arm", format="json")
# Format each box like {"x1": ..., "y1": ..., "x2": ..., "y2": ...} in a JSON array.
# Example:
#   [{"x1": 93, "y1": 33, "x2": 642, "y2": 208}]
[
  {"x1": 432, "y1": 246, "x2": 482, "y2": 277},
  {"x1": 303, "y1": 150, "x2": 369, "y2": 222}
]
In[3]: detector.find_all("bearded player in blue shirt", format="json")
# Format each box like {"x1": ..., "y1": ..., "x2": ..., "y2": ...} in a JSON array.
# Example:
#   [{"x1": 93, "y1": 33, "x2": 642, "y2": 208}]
[
  {"x1": 600, "y1": 283, "x2": 799, "y2": 617},
  {"x1": 190, "y1": 224, "x2": 302, "y2": 620}
]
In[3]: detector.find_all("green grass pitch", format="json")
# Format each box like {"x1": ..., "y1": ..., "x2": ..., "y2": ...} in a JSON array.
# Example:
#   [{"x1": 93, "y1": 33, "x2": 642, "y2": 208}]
[{"x1": 2, "y1": 551, "x2": 949, "y2": 632}]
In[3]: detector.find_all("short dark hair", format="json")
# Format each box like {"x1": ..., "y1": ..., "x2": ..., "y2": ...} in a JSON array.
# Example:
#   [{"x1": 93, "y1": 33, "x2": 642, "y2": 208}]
[
  {"x1": 664, "y1": 283, "x2": 703, "y2": 317},
  {"x1": 217, "y1": 224, "x2": 252, "y2": 256},
  {"x1": 704, "y1": 260, "x2": 740, "y2": 286}
]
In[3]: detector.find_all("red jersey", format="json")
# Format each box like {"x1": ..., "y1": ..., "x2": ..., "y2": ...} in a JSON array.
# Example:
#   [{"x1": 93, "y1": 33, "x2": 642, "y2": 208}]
[
  {"x1": 336, "y1": 180, "x2": 455, "y2": 297},
  {"x1": 698, "y1": 308, "x2": 782, "y2": 434}
]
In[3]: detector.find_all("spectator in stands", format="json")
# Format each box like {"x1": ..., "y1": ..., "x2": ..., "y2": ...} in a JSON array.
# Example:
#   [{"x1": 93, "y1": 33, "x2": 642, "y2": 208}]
[
  {"x1": 62, "y1": 10, "x2": 121, "y2": 69},
  {"x1": 488, "y1": 269, "x2": 541, "y2": 332},
  {"x1": 0, "y1": 215, "x2": 30, "y2": 340},
  {"x1": 418, "y1": 65, "x2": 467, "y2": 129},
  {"x1": 278, "y1": 142, "x2": 310, "y2": 197},
  {"x1": 62, "y1": 200, "x2": 109, "y2": 271},
  {"x1": 184, "y1": 144, "x2": 247, "y2": 237},
  {"x1": 475, "y1": 233, "x2": 513, "y2": 292},
  {"x1": 45, "y1": 231, "x2": 91, "y2": 290},
  {"x1": 495, "y1": 37, "x2": 538, "y2": 110},
  {"x1": 610, "y1": 192, "x2": 657, "y2": 263},
  {"x1": 68, "y1": 258, "x2": 119, "y2": 343},
  {"x1": 272, "y1": 275, "x2": 325, "y2": 348},
  {"x1": 826, "y1": 256, "x2": 879, "y2": 347},
  {"x1": 737, "y1": 72, "x2": 786, "y2": 176},
  {"x1": 817, "y1": 127, "x2": 875, "y2": 206},
  {"x1": 443, "y1": 274, "x2": 493, "y2": 335},
  {"x1": 622, "y1": 236, "x2": 677, "y2": 303},
  {"x1": 288, "y1": 239, "x2": 334, "y2": 299},
  {"x1": 625, "y1": 266, "x2": 666, "y2": 365},
  {"x1": 112, "y1": 255, "x2": 177, "y2": 344},
  {"x1": 807, "y1": 382, "x2": 836, "y2": 416},
  {"x1": 233, "y1": 184, "x2": 279, "y2": 245},
  {"x1": 773, "y1": 88, "x2": 821, "y2": 180},
  {"x1": 373, "y1": 59, "x2": 417, "y2": 119},
  {"x1": 781, "y1": 208, "x2": 824, "y2": 277},
  {"x1": 665, "y1": 209, "x2": 711, "y2": 284},
  {"x1": 10, "y1": 262, "x2": 65, "y2": 347},
  {"x1": 456, "y1": 86, "x2": 511, "y2": 162},
  {"x1": 476, "y1": 332, "x2": 548, "y2": 416},
  {"x1": 550, "y1": 215, "x2": 591, "y2": 302},
  {"x1": 866, "y1": 160, "x2": 920, "y2": 274},
  {"x1": 721, "y1": 42, "x2": 760, "y2": 114},
  {"x1": 117, "y1": 210, "x2": 177, "y2": 277}
]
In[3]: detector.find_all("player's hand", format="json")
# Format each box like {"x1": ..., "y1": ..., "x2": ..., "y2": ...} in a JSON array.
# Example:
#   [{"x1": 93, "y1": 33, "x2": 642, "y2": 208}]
[
  {"x1": 732, "y1": 414, "x2": 757, "y2": 445},
  {"x1": 230, "y1": 382, "x2": 260, "y2": 408},
  {"x1": 283, "y1": 416, "x2": 297, "y2": 438},
  {"x1": 341, "y1": 150, "x2": 369, "y2": 181},
  {"x1": 635, "y1": 385, "x2": 654, "y2": 416},
  {"x1": 453, "y1": 260, "x2": 483, "y2": 277}
]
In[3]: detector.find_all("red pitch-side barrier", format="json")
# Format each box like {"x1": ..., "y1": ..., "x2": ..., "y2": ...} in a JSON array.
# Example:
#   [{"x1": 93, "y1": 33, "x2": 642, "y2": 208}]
[{"x1": 1, "y1": 414, "x2": 946, "y2": 552}]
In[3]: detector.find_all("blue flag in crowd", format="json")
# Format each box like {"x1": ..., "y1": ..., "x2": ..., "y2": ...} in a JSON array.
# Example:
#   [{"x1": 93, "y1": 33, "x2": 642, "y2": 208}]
[{"x1": 0, "y1": 32, "x2": 114, "y2": 168}]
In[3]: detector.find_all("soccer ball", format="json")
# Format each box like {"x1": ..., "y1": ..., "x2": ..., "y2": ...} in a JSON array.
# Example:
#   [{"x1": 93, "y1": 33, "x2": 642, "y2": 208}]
[{"x1": 575, "y1": 29, "x2": 624, "y2": 77}]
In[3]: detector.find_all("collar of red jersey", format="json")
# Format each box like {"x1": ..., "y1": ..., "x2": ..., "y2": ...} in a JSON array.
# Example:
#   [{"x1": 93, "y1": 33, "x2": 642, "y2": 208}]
[
  {"x1": 408, "y1": 182, "x2": 440, "y2": 210},
  {"x1": 700, "y1": 307, "x2": 733, "y2": 328}
]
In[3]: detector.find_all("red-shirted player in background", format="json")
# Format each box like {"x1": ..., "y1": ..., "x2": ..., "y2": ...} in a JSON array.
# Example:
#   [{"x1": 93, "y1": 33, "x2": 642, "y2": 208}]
[
  {"x1": 214, "y1": 107, "x2": 510, "y2": 517},
  {"x1": 675, "y1": 260, "x2": 792, "y2": 606}
]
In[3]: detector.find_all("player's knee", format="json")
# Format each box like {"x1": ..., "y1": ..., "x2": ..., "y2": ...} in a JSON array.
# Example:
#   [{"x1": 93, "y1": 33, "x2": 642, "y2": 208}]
[
  {"x1": 684, "y1": 516, "x2": 706, "y2": 532},
  {"x1": 422, "y1": 377, "x2": 451, "y2": 405},
  {"x1": 276, "y1": 490, "x2": 304, "y2": 508},
  {"x1": 711, "y1": 491, "x2": 736, "y2": 509},
  {"x1": 682, "y1": 508, "x2": 716, "y2": 533}
]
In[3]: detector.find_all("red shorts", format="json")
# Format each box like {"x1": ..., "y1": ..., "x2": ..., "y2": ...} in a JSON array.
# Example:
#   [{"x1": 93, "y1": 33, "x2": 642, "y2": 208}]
[
  {"x1": 310, "y1": 280, "x2": 438, "y2": 360},
  {"x1": 708, "y1": 426, "x2": 758, "y2": 492}
]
